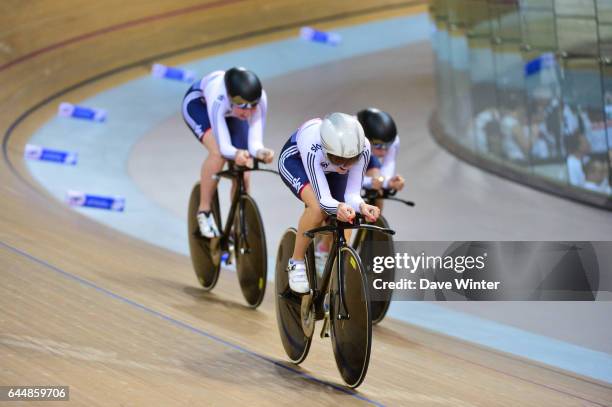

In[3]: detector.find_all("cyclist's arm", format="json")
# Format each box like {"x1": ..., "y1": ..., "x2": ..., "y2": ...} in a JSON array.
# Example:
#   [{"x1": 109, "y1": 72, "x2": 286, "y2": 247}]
[
  {"x1": 362, "y1": 167, "x2": 381, "y2": 189},
  {"x1": 247, "y1": 91, "x2": 267, "y2": 156},
  {"x1": 297, "y1": 127, "x2": 340, "y2": 214},
  {"x1": 302, "y1": 151, "x2": 340, "y2": 214},
  {"x1": 207, "y1": 95, "x2": 238, "y2": 159},
  {"x1": 380, "y1": 136, "x2": 399, "y2": 188},
  {"x1": 345, "y1": 149, "x2": 369, "y2": 212}
]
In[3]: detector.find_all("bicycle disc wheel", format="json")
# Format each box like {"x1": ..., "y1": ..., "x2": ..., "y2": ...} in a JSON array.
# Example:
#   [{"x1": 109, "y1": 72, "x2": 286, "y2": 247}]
[
  {"x1": 329, "y1": 246, "x2": 372, "y2": 388},
  {"x1": 187, "y1": 183, "x2": 222, "y2": 291},
  {"x1": 233, "y1": 194, "x2": 267, "y2": 308},
  {"x1": 275, "y1": 228, "x2": 312, "y2": 364},
  {"x1": 357, "y1": 216, "x2": 394, "y2": 325}
]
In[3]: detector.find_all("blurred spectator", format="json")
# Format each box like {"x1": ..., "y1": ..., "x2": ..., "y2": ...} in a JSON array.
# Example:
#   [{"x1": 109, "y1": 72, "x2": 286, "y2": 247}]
[
  {"x1": 562, "y1": 104, "x2": 590, "y2": 138},
  {"x1": 472, "y1": 107, "x2": 500, "y2": 153},
  {"x1": 500, "y1": 98, "x2": 530, "y2": 162},
  {"x1": 527, "y1": 97, "x2": 553, "y2": 159},
  {"x1": 609, "y1": 149, "x2": 612, "y2": 187},
  {"x1": 528, "y1": 86, "x2": 592, "y2": 159},
  {"x1": 529, "y1": 87, "x2": 558, "y2": 159},
  {"x1": 555, "y1": 85, "x2": 591, "y2": 139},
  {"x1": 565, "y1": 132, "x2": 591, "y2": 187},
  {"x1": 484, "y1": 119, "x2": 503, "y2": 157},
  {"x1": 583, "y1": 159, "x2": 611, "y2": 195},
  {"x1": 605, "y1": 90, "x2": 612, "y2": 121}
]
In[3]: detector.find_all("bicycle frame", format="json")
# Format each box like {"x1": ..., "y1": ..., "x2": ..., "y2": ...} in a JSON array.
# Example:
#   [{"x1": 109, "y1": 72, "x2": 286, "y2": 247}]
[
  {"x1": 306, "y1": 217, "x2": 393, "y2": 320},
  {"x1": 213, "y1": 159, "x2": 279, "y2": 255}
]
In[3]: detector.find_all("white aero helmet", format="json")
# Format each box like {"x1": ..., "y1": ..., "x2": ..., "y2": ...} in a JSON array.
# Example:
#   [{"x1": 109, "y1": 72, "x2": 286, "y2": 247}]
[{"x1": 320, "y1": 112, "x2": 366, "y2": 159}]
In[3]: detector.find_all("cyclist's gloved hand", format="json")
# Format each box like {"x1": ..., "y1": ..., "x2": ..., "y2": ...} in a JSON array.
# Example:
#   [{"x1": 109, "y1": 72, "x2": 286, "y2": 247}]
[
  {"x1": 256, "y1": 148, "x2": 275, "y2": 164},
  {"x1": 337, "y1": 203, "x2": 356, "y2": 223},
  {"x1": 234, "y1": 149, "x2": 250, "y2": 166},
  {"x1": 389, "y1": 175, "x2": 405, "y2": 191},
  {"x1": 360, "y1": 203, "x2": 380, "y2": 223}
]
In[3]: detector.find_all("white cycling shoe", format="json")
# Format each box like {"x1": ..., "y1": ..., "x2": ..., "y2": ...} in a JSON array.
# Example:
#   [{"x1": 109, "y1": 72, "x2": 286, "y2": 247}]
[
  {"x1": 287, "y1": 259, "x2": 310, "y2": 294},
  {"x1": 197, "y1": 211, "x2": 220, "y2": 238}
]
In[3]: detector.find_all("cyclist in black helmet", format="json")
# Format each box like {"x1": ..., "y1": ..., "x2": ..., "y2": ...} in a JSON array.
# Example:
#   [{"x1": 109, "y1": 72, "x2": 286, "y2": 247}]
[
  {"x1": 357, "y1": 108, "x2": 405, "y2": 206},
  {"x1": 182, "y1": 67, "x2": 274, "y2": 238}
]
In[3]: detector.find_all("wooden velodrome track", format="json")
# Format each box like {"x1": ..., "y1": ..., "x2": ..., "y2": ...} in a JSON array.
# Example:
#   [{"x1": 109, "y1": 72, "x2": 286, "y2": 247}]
[{"x1": 1, "y1": 1, "x2": 611, "y2": 405}]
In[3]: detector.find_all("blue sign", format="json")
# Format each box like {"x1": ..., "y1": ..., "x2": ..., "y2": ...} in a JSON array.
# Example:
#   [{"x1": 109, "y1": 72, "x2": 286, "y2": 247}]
[
  {"x1": 58, "y1": 102, "x2": 106, "y2": 122},
  {"x1": 525, "y1": 53, "x2": 555, "y2": 77},
  {"x1": 300, "y1": 27, "x2": 341, "y2": 46},
  {"x1": 66, "y1": 190, "x2": 125, "y2": 212},
  {"x1": 25, "y1": 144, "x2": 77, "y2": 165},
  {"x1": 151, "y1": 63, "x2": 196, "y2": 82}
]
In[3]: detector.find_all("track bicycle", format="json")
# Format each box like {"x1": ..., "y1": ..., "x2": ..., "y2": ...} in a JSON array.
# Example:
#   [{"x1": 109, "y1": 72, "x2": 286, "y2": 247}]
[
  {"x1": 352, "y1": 188, "x2": 414, "y2": 324},
  {"x1": 275, "y1": 214, "x2": 394, "y2": 387},
  {"x1": 187, "y1": 158, "x2": 278, "y2": 308}
]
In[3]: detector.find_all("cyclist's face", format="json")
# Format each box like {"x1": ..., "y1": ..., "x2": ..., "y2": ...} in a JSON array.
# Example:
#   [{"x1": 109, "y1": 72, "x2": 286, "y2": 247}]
[
  {"x1": 231, "y1": 104, "x2": 256, "y2": 120},
  {"x1": 372, "y1": 146, "x2": 387, "y2": 158},
  {"x1": 327, "y1": 153, "x2": 360, "y2": 173},
  {"x1": 371, "y1": 139, "x2": 391, "y2": 157},
  {"x1": 336, "y1": 165, "x2": 349, "y2": 174}
]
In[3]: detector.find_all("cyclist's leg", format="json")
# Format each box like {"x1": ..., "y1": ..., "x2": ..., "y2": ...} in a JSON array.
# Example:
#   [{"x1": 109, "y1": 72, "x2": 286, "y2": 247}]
[
  {"x1": 293, "y1": 185, "x2": 326, "y2": 261},
  {"x1": 278, "y1": 136, "x2": 321, "y2": 292},
  {"x1": 365, "y1": 167, "x2": 380, "y2": 179},
  {"x1": 181, "y1": 89, "x2": 225, "y2": 212},
  {"x1": 366, "y1": 153, "x2": 384, "y2": 212},
  {"x1": 277, "y1": 135, "x2": 325, "y2": 260},
  {"x1": 200, "y1": 132, "x2": 225, "y2": 212},
  {"x1": 365, "y1": 168, "x2": 385, "y2": 211}
]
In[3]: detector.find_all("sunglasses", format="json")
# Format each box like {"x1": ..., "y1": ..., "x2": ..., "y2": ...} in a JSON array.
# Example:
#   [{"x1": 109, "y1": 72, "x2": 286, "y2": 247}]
[
  {"x1": 327, "y1": 153, "x2": 361, "y2": 167},
  {"x1": 371, "y1": 139, "x2": 392, "y2": 150},
  {"x1": 230, "y1": 95, "x2": 259, "y2": 109}
]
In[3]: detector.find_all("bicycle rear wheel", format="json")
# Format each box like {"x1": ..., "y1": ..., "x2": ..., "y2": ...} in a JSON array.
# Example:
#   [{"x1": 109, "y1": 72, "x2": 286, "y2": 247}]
[
  {"x1": 233, "y1": 194, "x2": 267, "y2": 308},
  {"x1": 355, "y1": 216, "x2": 394, "y2": 325},
  {"x1": 329, "y1": 246, "x2": 372, "y2": 388},
  {"x1": 275, "y1": 228, "x2": 312, "y2": 364},
  {"x1": 187, "y1": 183, "x2": 222, "y2": 291}
]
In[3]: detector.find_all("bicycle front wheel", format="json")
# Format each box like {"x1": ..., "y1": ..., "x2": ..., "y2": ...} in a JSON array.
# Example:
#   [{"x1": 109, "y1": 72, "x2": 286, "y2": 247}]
[
  {"x1": 356, "y1": 215, "x2": 394, "y2": 325},
  {"x1": 329, "y1": 246, "x2": 372, "y2": 388},
  {"x1": 233, "y1": 194, "x2": 267, "y2": 308}
]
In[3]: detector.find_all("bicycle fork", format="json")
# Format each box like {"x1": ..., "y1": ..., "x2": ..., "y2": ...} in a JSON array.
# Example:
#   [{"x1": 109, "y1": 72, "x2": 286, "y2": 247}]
[
  {"x1": 320, "y1": 242, "x2": 350, "y2": 338},
  {"x1": 335, "y1": 228, "x2": 350, "y2": 321},
  {"x1": 225, "y1": 198, "x2": 250, "y2": 264},
  {"x1": 227, "y1": 174, "x2": 251, "y2": 258},
  {"x1": 237, "y1": 197, "x2": 251, "y2": 255},
  {"x1": 336, "y1": 248, "x2": 350, "y2": 320}
]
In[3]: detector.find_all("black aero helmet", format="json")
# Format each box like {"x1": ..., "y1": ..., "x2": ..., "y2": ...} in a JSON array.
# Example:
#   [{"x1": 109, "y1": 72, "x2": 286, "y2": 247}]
[
  {"x1": 356, "y1": 108, "x2": 397, "y2": 144},
  {"x1": 224, "y1": 67, "x2": 262, "y2": 106}
]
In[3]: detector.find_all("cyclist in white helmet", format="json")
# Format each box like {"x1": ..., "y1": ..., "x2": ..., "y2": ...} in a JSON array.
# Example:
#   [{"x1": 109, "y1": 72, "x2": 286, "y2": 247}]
[{"x1": 278, "y1": 112, "x2": 380, "y2": 293}]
